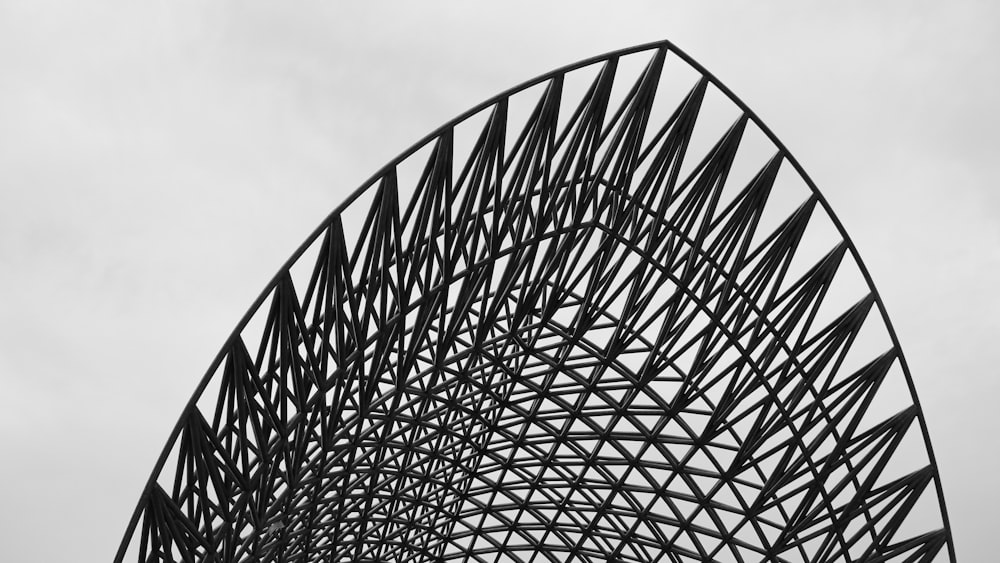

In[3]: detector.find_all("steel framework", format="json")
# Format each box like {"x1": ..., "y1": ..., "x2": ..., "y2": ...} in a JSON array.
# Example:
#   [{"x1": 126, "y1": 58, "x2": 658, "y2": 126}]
[{"x1": 115, "y1": 41, "x2": 955, "y2": 562}]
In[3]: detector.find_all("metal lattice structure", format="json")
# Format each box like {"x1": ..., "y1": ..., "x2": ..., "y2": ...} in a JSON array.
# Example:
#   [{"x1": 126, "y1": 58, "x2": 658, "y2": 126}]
[{"x1": 116, "y1": 41, "x2": 955, "y2": 562}]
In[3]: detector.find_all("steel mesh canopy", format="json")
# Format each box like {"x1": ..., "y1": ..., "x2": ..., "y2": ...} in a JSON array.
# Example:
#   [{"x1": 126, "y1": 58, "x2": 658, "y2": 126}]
[{"x1": 116, "y1": 41, "x2": 955, "y2": 563}]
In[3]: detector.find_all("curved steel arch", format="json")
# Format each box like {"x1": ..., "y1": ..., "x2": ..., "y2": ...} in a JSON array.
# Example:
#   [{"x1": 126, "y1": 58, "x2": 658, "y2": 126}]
[{"x1": 116, "y1": 40, "x2": 955, "y2": 562}]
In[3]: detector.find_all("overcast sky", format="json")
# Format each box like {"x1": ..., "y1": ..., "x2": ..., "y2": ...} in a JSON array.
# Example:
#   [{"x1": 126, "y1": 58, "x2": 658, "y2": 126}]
[{"x1": 1, "y1": 2, "x2": 997, "y2": 561}]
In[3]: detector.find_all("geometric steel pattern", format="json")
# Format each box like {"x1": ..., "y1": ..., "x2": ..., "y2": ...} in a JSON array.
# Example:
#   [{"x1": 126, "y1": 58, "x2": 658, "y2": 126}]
[{"x1": 115, "y1": 41, "x2": 955, "y2": 562}]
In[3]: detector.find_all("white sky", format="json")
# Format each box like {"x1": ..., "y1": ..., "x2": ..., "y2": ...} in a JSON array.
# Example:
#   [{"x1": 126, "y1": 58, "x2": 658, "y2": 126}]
[{"x1": 1, "y1": 2, "x2": 997, "y2": 561}]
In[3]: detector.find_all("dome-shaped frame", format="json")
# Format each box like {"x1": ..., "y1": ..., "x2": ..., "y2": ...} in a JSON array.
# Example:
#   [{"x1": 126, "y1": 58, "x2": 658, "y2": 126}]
[{"x1": 115, "y1": 40, "x2": 955, "y2": 563}]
